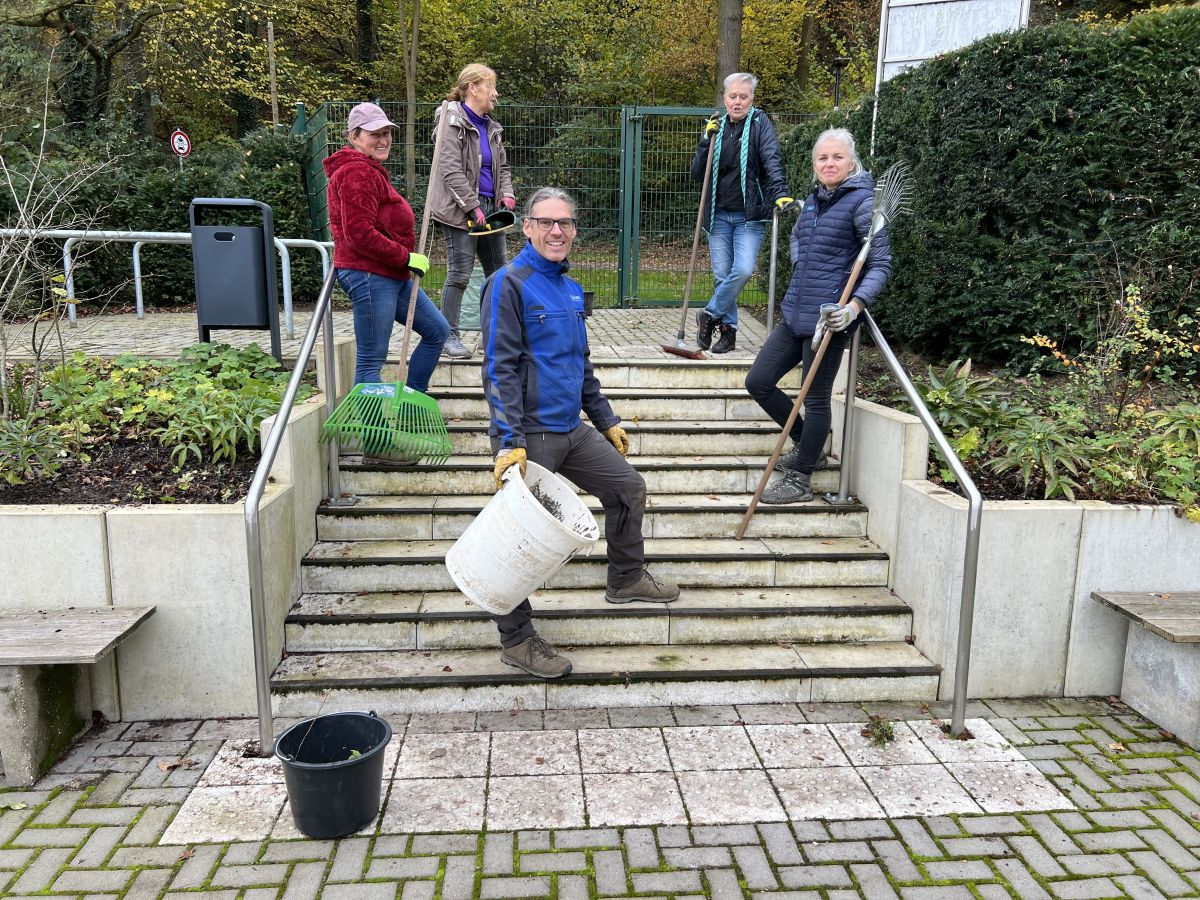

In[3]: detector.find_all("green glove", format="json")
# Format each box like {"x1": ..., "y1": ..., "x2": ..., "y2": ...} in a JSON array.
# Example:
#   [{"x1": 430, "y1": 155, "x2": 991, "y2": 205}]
[
  {"x1": 407, "y1": 252, "x2": 429, "y2": 277},
  {"x1": 703, "y1": 117, "x2": 720, "y2": 137},
  {"x1": 493, "y1": 447, "x2": 527, "y2": 491},
  {"x1": 775, "y1": 196, "x2": 799, "y2": 212}
]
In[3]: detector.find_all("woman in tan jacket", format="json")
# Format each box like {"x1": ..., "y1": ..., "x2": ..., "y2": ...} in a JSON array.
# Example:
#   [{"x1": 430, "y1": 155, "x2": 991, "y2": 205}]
[{"x1": 427, "y1": 64, "x2": 516, "y2": 359}]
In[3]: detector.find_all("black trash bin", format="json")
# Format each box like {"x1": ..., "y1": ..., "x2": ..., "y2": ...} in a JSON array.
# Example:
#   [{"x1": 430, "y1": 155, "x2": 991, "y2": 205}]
[
  {"x1": 274, "y1": 712, "x2": 392, "y2": 839},
  {"x1": 189, "y1": 197, "x2": 282, "y2": 361}
]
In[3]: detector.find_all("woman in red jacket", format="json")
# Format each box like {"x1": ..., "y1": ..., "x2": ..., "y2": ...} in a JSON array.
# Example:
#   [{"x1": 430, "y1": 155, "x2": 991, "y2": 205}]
[{"x1": 325, "y1": 102, "x2": 449, "y2": 389}]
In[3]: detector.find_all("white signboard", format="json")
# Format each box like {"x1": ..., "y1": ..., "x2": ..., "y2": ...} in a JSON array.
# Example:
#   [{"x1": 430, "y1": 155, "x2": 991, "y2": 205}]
[{"x1": 876, "y1": 0, "x2": 1030, "y2": 83}]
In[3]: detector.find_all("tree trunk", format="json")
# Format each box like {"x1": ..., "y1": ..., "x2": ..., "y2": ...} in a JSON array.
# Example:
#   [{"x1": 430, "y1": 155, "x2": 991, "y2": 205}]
[
  {"x1": 357, "y1": 0, "x2": 376, "y2": 67},
  {"x1": 797, "y1": 12, "x2": 815, "y2": 92},
  {"x1": 231, "y1": 10, "x2": 259, "y2": 137},
  {"x1": 398, "y1": 0, "x2": 420, "y2": 197},
  {"x1": 715, "y1": 0, "x2": 743, "y2": 102}
]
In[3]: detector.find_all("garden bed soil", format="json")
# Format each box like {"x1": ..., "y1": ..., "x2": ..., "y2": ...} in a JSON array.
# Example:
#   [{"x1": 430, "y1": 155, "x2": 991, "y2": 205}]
[{"x1": 0, "y1": 438, "x2": 258, "y2": 506}]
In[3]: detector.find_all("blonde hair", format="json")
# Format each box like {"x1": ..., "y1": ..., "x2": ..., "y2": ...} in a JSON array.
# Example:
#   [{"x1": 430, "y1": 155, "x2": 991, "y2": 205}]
[
  {"x1": 448, "y1": 64, "x2": 497, "y2": 101},
  {"x1": 812, "y1": 128, "x2": 865, "y2": 178}
]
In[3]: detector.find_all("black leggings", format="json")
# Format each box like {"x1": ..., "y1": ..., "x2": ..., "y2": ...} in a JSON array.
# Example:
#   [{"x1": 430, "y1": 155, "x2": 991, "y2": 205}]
[{"x1": 745, "y1": 324, "x2": 848, "y2": 474}]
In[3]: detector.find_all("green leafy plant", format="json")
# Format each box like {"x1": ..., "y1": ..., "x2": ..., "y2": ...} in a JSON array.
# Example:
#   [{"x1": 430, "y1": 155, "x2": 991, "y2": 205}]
[
  {"x1": 986, "y1": 417, "x2": 1091, "y2": 500},
  {"x1": 861, "y1": 714, "x2": 895, "y2": 748},
  {"x1": 0, "y1": 419, "x2": 70, "y2": 485}
]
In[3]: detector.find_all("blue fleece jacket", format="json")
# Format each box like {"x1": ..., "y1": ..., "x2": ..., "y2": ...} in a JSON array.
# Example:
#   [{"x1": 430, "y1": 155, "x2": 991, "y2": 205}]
[
  {"x1": 481, "y1": 242, "x2": 619, "y2": 449},
  {"x1": 782, "y1": 172, "x2": 893, "y2": 337}
]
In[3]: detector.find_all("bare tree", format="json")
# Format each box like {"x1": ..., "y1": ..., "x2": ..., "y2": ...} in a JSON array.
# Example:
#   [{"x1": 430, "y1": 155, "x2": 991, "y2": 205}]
[
  {"x1": 397, "y1": 0, "x2": 421, "y2": 197},
  {"x1": 1, "y1": 1, "x2": 182, "y2": 127}
]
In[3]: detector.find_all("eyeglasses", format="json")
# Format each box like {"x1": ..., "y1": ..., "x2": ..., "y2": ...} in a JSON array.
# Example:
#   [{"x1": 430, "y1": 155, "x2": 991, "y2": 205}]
[{"x1": 527, "y1": 217, "x2": 577, "y2": 232}]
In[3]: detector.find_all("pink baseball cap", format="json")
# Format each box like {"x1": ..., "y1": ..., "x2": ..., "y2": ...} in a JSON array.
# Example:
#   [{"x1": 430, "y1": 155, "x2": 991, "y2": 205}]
[{"x1": 346, "y1": 102, "x2": 396, "y2": 133}]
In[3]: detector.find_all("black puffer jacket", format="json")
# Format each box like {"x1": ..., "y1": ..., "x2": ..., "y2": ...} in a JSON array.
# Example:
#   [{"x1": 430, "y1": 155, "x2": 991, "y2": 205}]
[{"x1": 689, "y1": 108, "x2": 788, "y2": 228}]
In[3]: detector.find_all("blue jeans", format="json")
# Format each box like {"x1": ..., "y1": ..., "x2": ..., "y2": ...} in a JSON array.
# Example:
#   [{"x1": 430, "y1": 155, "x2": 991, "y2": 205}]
[
  {"x1": 337, "y1": 269, "x2": 449, "y2": 391},
  {"x1": 705, "y1": 210, "x2": 766, "y2": 328}
]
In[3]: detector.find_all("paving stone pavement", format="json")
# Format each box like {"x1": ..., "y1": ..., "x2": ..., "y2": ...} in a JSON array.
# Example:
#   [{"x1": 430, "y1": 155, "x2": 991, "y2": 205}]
[
  {"x1": 3, "y1": 698, "x2": 1200, "y2": 899},
  {"x1": 4, "y1": 308, "x2": 770, "y2": 362}
]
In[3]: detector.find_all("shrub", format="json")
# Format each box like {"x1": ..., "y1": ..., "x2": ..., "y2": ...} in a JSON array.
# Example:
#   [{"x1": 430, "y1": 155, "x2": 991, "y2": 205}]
[{"x1": 778, "y1": 7, "x2": 1200, "y2": 363}]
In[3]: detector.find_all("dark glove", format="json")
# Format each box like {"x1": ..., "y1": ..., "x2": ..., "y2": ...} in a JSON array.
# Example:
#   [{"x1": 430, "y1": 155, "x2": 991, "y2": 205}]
[{"x1": 407, "y1": 252, "x2": 429, "y2": 277}]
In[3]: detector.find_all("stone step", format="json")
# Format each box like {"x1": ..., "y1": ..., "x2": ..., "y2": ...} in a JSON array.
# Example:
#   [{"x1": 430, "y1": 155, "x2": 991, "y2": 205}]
[
  {"x1": 434, "y1": 419, "x2": 814, "y2": 457},
  {"x1": 269, "y1": 640, "x2": 940, "y2": 715},
  {"x1": 427, "y1": 357, "x2": 804, "y2": 391},
  {"x1": 317, "y1": 492, "x2": 866, "y2": 542},
  {"x1": 338, "y1": 456, "x2": 841, "y2": 497},
  {"x1": 300, "y1": 536, "x2": 890, "y2": 594},
  {"x1": 428, "y1": 387, "x2": 771, "y2": 422},
  {"x1": 284, "y1": 586, "x2": 913, "y2": 652}
]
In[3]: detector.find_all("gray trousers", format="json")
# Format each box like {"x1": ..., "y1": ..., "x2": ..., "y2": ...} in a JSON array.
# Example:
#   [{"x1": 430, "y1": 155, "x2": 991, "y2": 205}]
[
  {"x1": 440, "y1": 197, "x2": 507, "y2": 335},
  {"x1": 490, "y1": 424, "x2": 647, "y2": 648}
]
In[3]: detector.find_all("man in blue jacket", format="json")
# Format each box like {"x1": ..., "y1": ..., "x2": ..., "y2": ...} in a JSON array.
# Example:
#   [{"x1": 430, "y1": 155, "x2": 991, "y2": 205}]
[{"x1": 481, "y1": 186, "x2": 680, "y2": 678}]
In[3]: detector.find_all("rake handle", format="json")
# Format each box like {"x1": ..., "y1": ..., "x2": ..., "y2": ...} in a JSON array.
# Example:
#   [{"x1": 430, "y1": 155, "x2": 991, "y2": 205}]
[
  {"x1": 735, "y1": 254, "x2": 866, "y2": 540},
  {"x1": 399, "y1": 100, "x2": 450, "y2": 386},
  {"x1": 678, "y1": 128, "x2": 718, "y2": 342}
]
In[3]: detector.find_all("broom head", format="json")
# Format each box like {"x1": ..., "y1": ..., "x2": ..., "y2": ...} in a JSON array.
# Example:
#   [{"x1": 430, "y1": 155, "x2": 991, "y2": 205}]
[{"x1": 320, "y1": 382, "x2": 452, "y2": 465}]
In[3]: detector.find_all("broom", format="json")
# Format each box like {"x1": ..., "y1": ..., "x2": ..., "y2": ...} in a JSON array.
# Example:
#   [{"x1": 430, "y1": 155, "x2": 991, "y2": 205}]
[
  {"x1": 736, "y1": 162, "x2": 912, "y2": 540},
  {"x1": 661, "y1": 119, "x2": 718, "y2": 360},
  {"x1": 321, "y1": 101, "x2": 455, "y2": 466}
]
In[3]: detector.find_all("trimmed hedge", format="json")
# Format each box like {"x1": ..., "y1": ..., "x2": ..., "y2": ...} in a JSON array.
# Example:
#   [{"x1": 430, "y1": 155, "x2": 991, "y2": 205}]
[{"x1": 778, "y1": 7, "x2": 1200, "y2": 362}]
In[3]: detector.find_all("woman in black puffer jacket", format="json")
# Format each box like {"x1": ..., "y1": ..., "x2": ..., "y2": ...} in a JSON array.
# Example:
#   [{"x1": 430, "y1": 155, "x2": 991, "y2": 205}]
[{"x1": 745, "y1": 128, "x2": 892, "y2": 504}]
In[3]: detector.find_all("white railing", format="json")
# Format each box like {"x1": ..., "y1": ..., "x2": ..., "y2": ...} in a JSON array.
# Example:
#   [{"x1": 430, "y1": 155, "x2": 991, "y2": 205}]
[{"x1": 0, "y1": 228, "x2": 334, "y2": 340}]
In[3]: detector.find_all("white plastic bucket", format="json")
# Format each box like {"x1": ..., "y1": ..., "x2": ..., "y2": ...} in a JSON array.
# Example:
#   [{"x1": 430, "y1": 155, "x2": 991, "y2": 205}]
[{"x1": 445, "y1": 461, "x2": 600, "y2": 616}]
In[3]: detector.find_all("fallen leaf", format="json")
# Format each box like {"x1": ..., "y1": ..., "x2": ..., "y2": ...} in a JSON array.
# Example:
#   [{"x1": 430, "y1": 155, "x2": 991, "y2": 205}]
[
  {"x1": 178, "y1": 848, "x2": 195, "y2": 860},
  {"x1": 1, "y1": 801, "x2": 28, "y2": 810},
  {"x1": 1109, "y1": 742, "x2": 1127, "y2": 752},
  {"x1": 429, "y1": 748, "x2": 447, "y2": 759},
  {"x1": 442, "y1": 665, "x2": 453, "y2": 672},
  {"x1": 535, "y1": 756, "x2": 546, "y2": 764}
]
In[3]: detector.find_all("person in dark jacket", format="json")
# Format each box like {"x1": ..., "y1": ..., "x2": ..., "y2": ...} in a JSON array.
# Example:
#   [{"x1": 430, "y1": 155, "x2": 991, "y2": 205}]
[
  {"x1": 690, "y1": 73, "x2": 795, "y2": 354},
  {"x1": 428, "y1": 64, "x2": 517, "y2": 360},
  {"x1": 745, "y1": 128, "x2": 892, "y2": 504},
  {"x1": 482, "y1": 187, "x2": 680, "y2": 678},
  {"x1": 325, "y1": 102, "x2": 449, "y2": 390}
]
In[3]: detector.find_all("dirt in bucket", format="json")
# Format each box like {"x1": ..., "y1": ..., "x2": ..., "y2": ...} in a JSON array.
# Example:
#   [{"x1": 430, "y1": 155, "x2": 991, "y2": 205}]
[{"x1": 529, "y1": 482, "x2": 591, "y2": 536}]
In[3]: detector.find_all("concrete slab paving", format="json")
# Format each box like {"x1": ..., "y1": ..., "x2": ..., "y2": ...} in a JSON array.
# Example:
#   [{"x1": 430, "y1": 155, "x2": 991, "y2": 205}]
[{"x1": 7, "y1": 698, "x2": 1200, "y2": 900}]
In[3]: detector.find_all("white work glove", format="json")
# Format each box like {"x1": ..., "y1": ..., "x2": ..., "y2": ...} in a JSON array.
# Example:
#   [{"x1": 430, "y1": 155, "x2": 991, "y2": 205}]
[{"x1": 827, "y1": 301, "x2": 860, "y2": 332}]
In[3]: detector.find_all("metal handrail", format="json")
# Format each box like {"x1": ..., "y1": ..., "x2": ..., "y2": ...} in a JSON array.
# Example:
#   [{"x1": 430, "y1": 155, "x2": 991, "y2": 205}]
[
  {"x1": 852, "y1": 309, "x2": 982, "y2": 736},
  {"x1": 0, "y1": 228, "x2": 333, "y2": 339},
  {"x1": 245, "y1": 266, "x2": 341, "y2": 754}
]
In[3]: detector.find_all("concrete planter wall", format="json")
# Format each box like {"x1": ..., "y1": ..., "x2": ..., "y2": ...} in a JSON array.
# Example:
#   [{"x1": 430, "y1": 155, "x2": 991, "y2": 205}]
[
  {"x1": 0, "y1": 395, "x2": 328, "y2": 720},
  {"x1": 839, "y1": 398, "x2": 1200, "y2": 699}
]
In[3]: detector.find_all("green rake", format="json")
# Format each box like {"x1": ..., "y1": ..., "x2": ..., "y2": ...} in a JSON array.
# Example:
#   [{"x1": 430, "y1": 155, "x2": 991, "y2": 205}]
[{"x1": 320, "y1": 383, "x2": 452, "y2": 465}]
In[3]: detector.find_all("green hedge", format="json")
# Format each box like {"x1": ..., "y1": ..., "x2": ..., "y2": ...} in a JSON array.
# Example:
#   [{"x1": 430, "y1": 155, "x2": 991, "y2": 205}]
[
  {"x1": 1, "y1": 129, "x2": 317, "y2": 311},
  {"x1": 778, "y1": 7, "x2": 1200, "y2": 362}
]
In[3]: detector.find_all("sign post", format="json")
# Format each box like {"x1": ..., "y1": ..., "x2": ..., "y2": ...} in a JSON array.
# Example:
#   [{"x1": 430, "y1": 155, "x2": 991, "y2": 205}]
[{"x1": 170, "y1": 128, "x2": 192, "y2": 171}]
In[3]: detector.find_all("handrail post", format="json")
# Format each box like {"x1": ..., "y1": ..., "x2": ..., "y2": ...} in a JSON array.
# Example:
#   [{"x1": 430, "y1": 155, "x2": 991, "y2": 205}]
[
  {"x1": 245, "y1": 267, "x2": 337, "y2": 755},
  {"x1": 767, "y1": 210, "x2": 779, "y2": 333},
  {"x1": 274, "y1": 238, "x2": 296, "y2": 339},
  {"x1": 861, "y1": 309, "x2": 982, "y2": 738},
  {"x1": 827, "y1": 327, "x2": 861, "y2": 505},
  {"x1": 132, "y1": 242, "x2": 146, "y2": 319},
  {"x1": 62, "y1": 238, "x2": 78, "y2": 325}
]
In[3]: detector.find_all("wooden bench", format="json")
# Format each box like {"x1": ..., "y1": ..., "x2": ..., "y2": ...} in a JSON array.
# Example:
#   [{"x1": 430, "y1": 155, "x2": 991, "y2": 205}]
[
  {"x1": 0, "y1": 606, "x2": 155, "y2": 786},
  {"x1": 1092, "y1": 591, "x2": 1200, "y2": 747}
]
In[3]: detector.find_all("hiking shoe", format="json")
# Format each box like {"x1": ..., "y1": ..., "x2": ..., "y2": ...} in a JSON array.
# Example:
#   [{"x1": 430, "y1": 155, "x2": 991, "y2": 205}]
[
  {"x1": 695, "y1": 309, "x2": 717, "y2": 350},
  {"x1": 761, "y1": 469, "x2": 814, "y2": 504},
  {"x1": 711, "y1": 324, "x2": 736, "y2": 354},
  {"x1": 774, "y1": 444, "x2": 829, "y2": 473},
  {"x1": 500, "y1": 634, "x2": 572, "y2": 679},
  {"x1": 605, "y1": 570, "x2": 680, "y2": 604},
  {"x1": 442, "y1": 335, "x2": 473, "y2": 359}
]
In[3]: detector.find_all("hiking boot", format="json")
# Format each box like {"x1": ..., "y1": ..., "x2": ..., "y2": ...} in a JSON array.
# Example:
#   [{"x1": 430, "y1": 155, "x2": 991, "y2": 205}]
[
  {"x1": 711, "y1": 324, "x2": 736, "y2": 354},
  {"x1": 500, "y1": 633, "x2": 572, "y2": 679},
  {"x1": 605, "y1": 569, "x2": 680, "y2": 604},
  {"x1": 774, "y1": 443, "x2": 829, "y2": 473},
  {"x1": 442, "y1": 334, "x2": 473, "y2": 359},
  {"x1": 695, "y1": 309, "x2": 717, "y2": 351},
  {"x1": 761, "y1": 469, "x2": 814, "y2": 504}
]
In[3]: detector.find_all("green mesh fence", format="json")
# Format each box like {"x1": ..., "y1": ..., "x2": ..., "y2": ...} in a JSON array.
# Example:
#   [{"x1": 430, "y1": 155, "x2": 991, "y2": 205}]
[{"x1": 301, "y1": 102, "x2": 812, "y2": 309}]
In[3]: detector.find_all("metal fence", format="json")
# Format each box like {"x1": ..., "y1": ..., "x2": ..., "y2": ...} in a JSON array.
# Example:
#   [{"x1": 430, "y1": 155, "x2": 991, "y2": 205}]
[{"x1": 297, "y1": 102, "x2": 813, "y2": 309}]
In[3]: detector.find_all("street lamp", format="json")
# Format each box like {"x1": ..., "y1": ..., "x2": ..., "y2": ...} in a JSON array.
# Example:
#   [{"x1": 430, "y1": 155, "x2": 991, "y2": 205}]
[{"x1": 832, "y1": 57, "x2": 851, "y2": 110}]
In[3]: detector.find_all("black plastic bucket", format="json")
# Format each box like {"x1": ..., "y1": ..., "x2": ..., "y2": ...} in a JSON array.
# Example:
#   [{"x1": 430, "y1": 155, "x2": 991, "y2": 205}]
[{"x1": 274, "y1": 711, "x2": 392, "y2": 839}]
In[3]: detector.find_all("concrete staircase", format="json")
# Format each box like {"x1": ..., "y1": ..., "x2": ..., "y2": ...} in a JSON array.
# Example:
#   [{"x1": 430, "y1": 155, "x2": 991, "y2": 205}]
[{"x1": 271, "y1": 358, "x2": 940, "y2": 715}]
